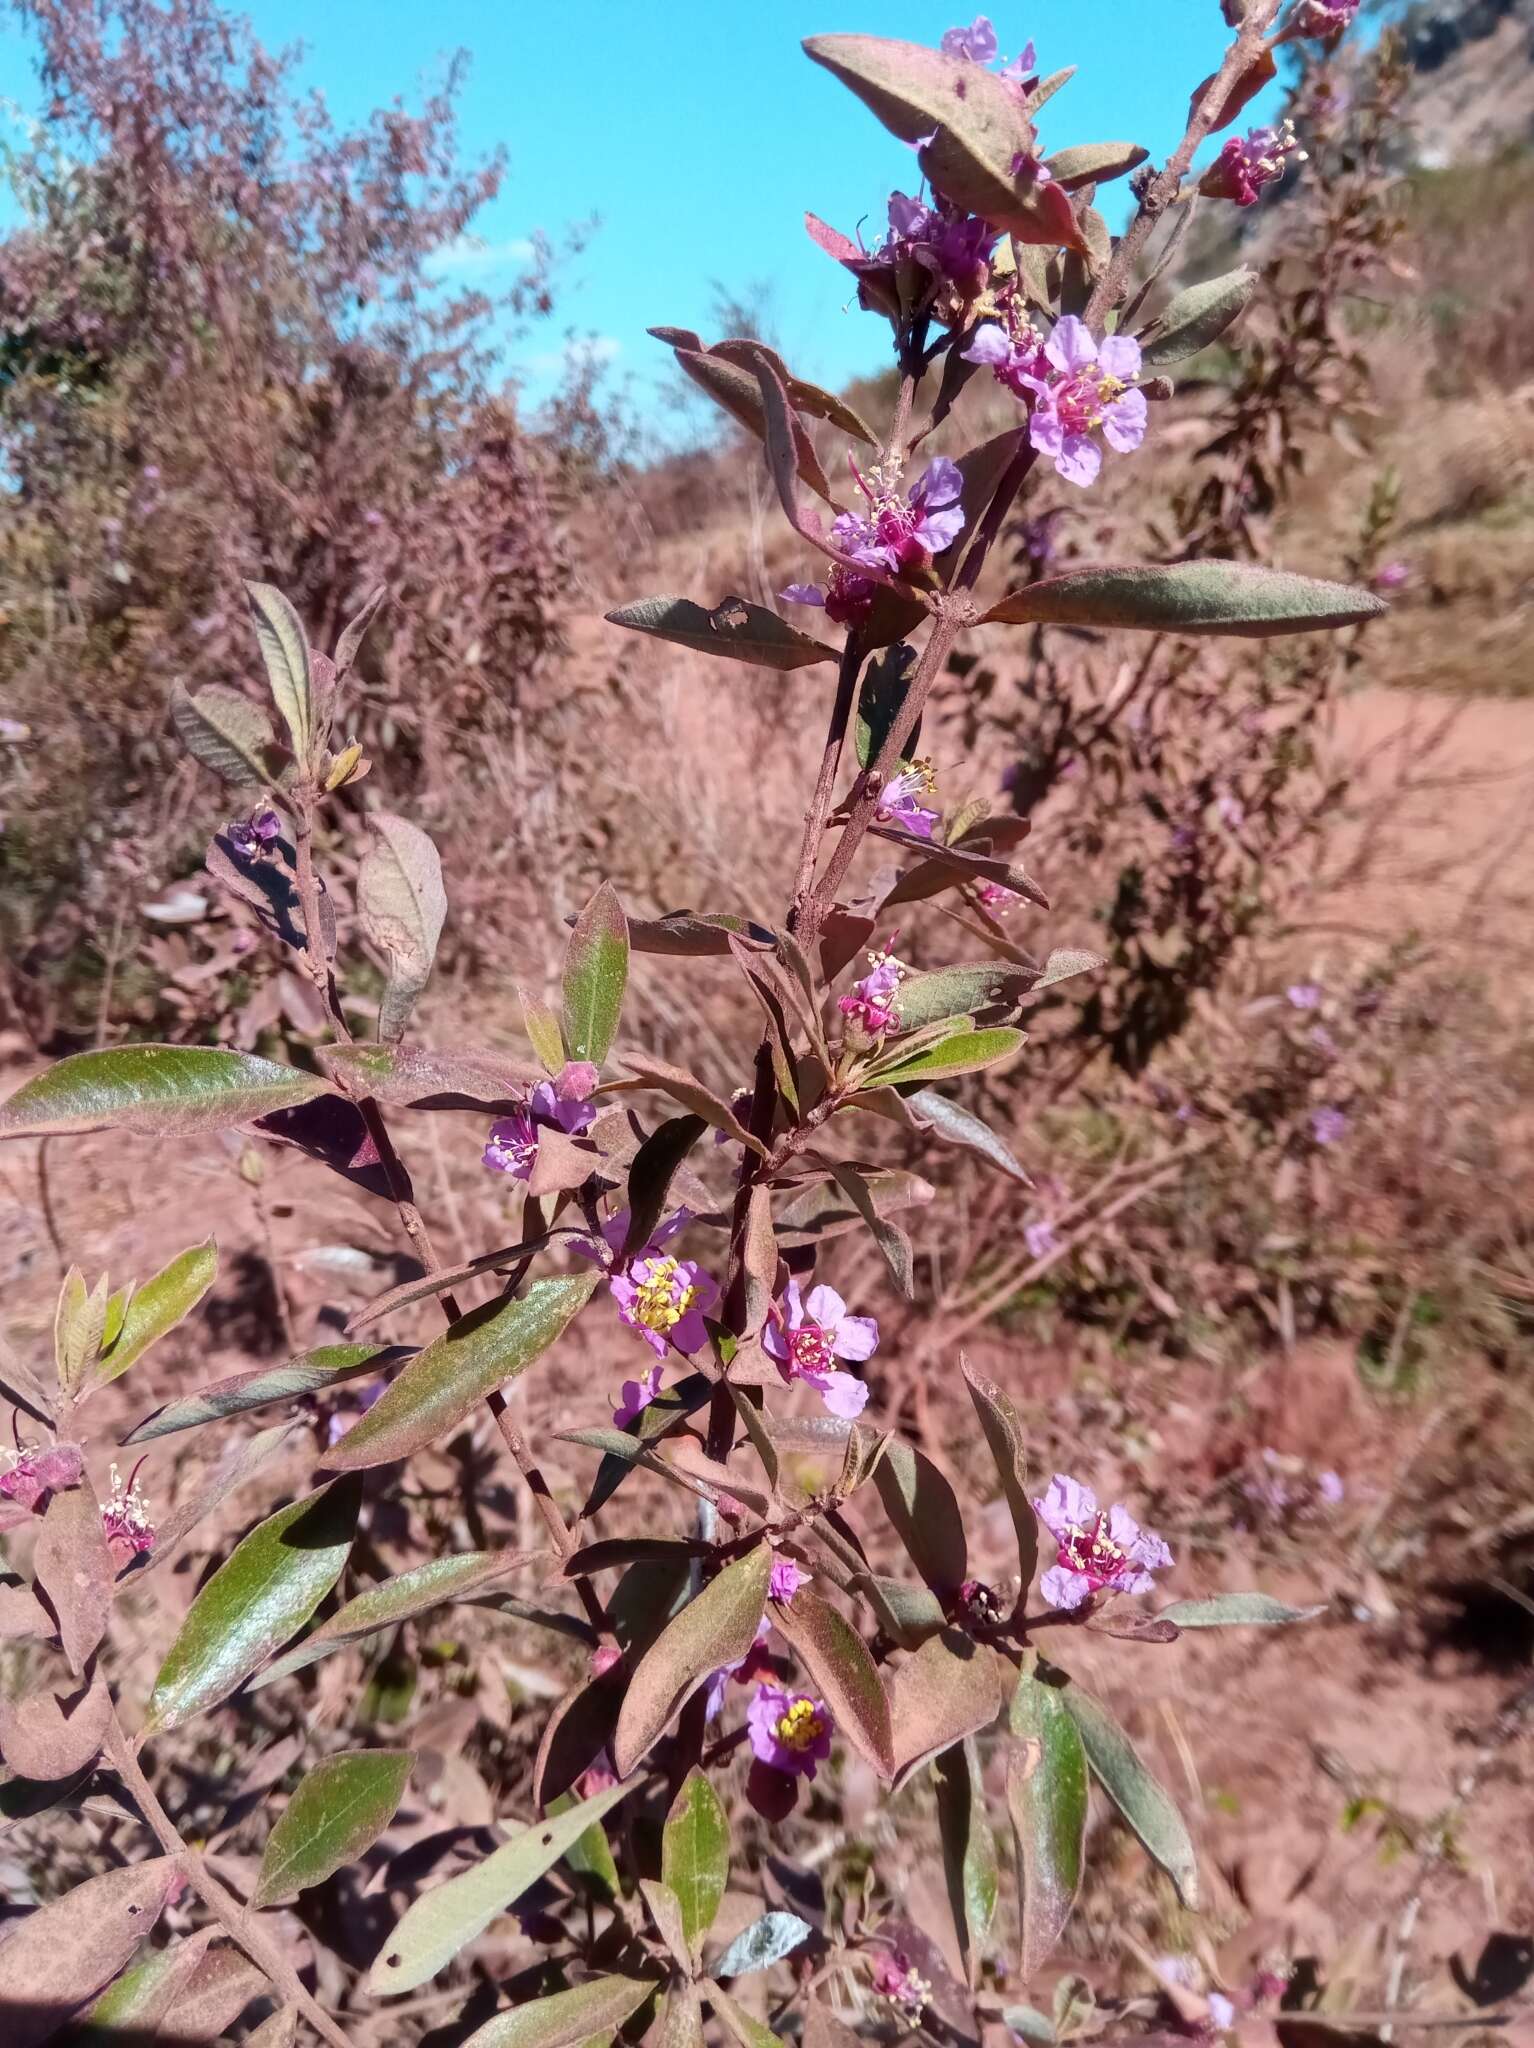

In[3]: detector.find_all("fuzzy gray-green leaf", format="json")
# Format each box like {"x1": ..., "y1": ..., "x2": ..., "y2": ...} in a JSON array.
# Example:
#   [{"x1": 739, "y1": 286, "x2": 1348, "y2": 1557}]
[{"x1": 0, "y1": 1045, "x2": 330, "y2": 1139}]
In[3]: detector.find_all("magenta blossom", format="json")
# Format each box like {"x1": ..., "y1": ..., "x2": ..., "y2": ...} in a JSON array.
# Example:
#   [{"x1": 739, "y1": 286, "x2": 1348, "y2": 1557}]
[
  {"x1": 1286, "y1": 981, "x2": 1322, "y2": 1010},
  {"x1": 876, "y1": 760, "x2": 940, "y2": 839},
  {"x1": 764, "y1": 1280, "x2": 877, "y2": 1419},
  {"x1": 747, "y1": 1684, "x2": 834, "y2": 1778},
  {"x1": 1033, "y1": 1473, "x2": 1173, "y2": 1610},
  {"x1": 1291, "y1": 0, "x2": 1359, "y2": 36},
  {"x1": 1024, "y1": 1219, "x2": 1058, "y2": 1261},
  {"x1": 769, "y1": 1555, "x2": 808, "y2": 1604},
  {"x1": 101, "y1": 1460, "x2": 155, "y2": 1564},
  {"x1": 611, "y1": 1249, "x2": 719, "y2": 1359},
  {"x1": 839, "y1": 936, "x2": 907, "y2": 1040},
  {"x1": 941, "y1": 15, "x2": 1038, "y2": 89},
  {"x1": 880, "y1": 191, "x2": 1000, "y2": 301},
  {"x1": 1373, "y1": 559, "x2": 1410, "y2": 590},
  {"x1": 979, "y1": 880, "x2": 1022, "y2": 913},
  {"x1": 227, "y1": 806, "x2": 283, "y2": 858},
  {"x1": 873, "y1": 1949, "x2": 933, "y2": 2025},
  {"x1": 833, "y1": 455, "x2": 965, "y2": 575},
  {"x1": 1024, "y1": 317, "x2": 1147, "y2": 487},
  {"x1": 781, "y1": 563, "x2": 878, "y2": 628},
  {"x1": 613, "y1": 1362, "x2": 663, "y2": 1429},
  {"x1": 0, "y1": 1439, "x2": 84, "y2": 1513},
  {"x1": 1200, "y1": 122, "x2": 1304, "y2": 207},
  {"x1": 1309, "y1": 1105, "x2": 1348, "y2": 1147},
  {"x1": 963, "y1": 314, "x2": 1050, "y2": 401},
  {"x1": 484, "y1": 1061, "x2": 600, "y2": 1180}
]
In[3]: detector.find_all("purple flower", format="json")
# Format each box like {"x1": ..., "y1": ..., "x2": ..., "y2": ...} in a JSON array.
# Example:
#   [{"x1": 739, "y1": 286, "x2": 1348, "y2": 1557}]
[
  {"x1": 833, "y1": 455, "x2": 965, "y2": 575},
  {"x1": 484, "y1": 1063, "x2": 599, "y2": 1181},
  {"x1": 611, "y1": 1244, "x2": 720, "y2": 1359},
  {"x1": 1200, "y1": 122, "x2": 1303, "y2": 208},
  {"x1": 838, "y1": 935, "x2": 907, "y2": 1041},
  {"x1": 876, "y1": 760, "x2": 940, "y2": 839},
  {"x1": 747, "y1": 1683, "x2": 834, "y2": 1778},
  {"x1": 1286, "y1": 982, "x2": 1322, "y2": 1010},
  {"x1": 877, "y1": 191, "x2": 1000, "y2": 301},
  {"x1": 1023, "y1": 318, "x2": 1147, "y2": 487},
  {"x1": 1025, "y1": 1219, "x2": 1058, "y2": 1261},
  {"x1": 101, "y1": 1460, "x2": 155, "y2": 1564},
  {"x1": 769, "y1": 1555, "x2": 807, "y2": 1604},
  {"x1": 781, "y1": 564, "x2": 879, "y2": 628},
  {"x1": 763, "y1": 1281, "x2": 877, "y2": 1418},
  {"x1": 979, "y1": 880, "x2": 1022, "y2": 913},
  {"x1": 940, "y1": 15, "x2": 999, "y2": 62},
  {"x1": 613, "y1": 1363, "x2": 663, "y2": 1429},
  {"x1": 227, "y1": 806, "x2": 283, "y2": 858},
  {"x1": 1033, "y1": 1473, "x2": 1173, "y2": 1611},
  {"x1": 1216, "y1": 792, "x2": 1245, "y2": 829},
  {"x1": 963, "y1": 316, "x2": 1050, "y2": 401},
  {"x1": 1309, "y1": 1105, "x2": 1348, "y2": 1147},
  {"x1": 1291, "y1": 0, "x2": 1359, "y2": 37},
  {"x1": 873, "y1": 1950, "x2": 932, "y2": 2024},
  {"x1": 1373, "y1": 559, "x2": 1410, "y2": 590},
  {"x1": 0, "y1": 1440, "x2": 84, "y2": 1513},
  {"x1": 704, "y1": 1615, "x2": 771, "y2": 1721},
  {"x1": 1317, "y1": 1469, "x2": 1345, "y2": 1506}
]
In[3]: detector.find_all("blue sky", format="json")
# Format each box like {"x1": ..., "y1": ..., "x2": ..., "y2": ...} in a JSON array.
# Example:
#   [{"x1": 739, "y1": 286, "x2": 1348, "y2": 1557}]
[{"x1": 0, "y1": 2, "x2": 1286, "y2": 426}]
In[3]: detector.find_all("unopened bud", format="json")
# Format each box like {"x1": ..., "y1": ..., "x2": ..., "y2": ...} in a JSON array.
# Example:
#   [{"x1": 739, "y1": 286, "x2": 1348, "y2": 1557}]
[
  {"x1": 1142, "y1": 376, "x2": 1176, "y2": 402},
  {"x1": 324, "y1": 740, "x2": 367, "y2": 790}
]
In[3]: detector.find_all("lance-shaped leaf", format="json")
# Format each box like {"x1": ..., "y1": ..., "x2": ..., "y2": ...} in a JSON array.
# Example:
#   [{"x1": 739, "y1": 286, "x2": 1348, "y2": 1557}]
[
  {"x1": 1139, "y1": 267, "x2": 1258, "y2": 366},
  {"x1": 0, "y1": 1045, "x2": 330, "y2": 1139},
  {"x1": 520, "y1": 986, "x2": 566, "y2": 1074},
  {"x1": 124, "y1": 1342, "x2": 402, "y2": 1443},
  {"x1": 625, "y1": 910, "x2": 778, "y2": 957},
  {"x1": 706, "y1": 336, "x2": 878, "y2": 444},
  {"x1": 34, "y1": 1480, "x2": 113, "y2": 1673},
  {"x1": 856, "y1": 643, "x2": 919, "y2": 770},
  {"x1": 888, "y1": 1628, "x2": 1010, "y2": 1785},
  {"x1": 983, "y1": 560, "x2": 1387, "y2": 637},
  {"x1": 641, "y1": 1877, "x2": 693, "y2": 1974},
  {"x1": 771, "y1": 1587, "x2": 893, "y2": 1779},
  {"x1": 613, "y1": 1544, "x2": 772, "y2": 1777},
  {"x1": 664, "y1": 1766, "x2": 731, "y2": 1963},
  {"x1": 893, "y1": 962, "x2": 1036, "y2": 1033},
  {"x1": 827, "y1": 1161, "x2": 913, "y2": 1300},
  {"x1": 1007, "y1": 1668, "x2": 1088, "y2": 1977},
  {"x1": 71, "y1": 1926, "x2": 219, "y2": 2041},
  {"x1": 460, "y1": 1975, "x2": 659, "y2": 2048},
  {"x1": 171, "y1": 681, "x2": 278, "y2": 788},
  {"x1": 804, "y1": 35, "x2": 1083, "y2": 247},
  {"x1": 658, "y1": 1986, "x2": 706, "y2": 2048},
  {"x1": 563, "y1": 880, "x2": 629, "y2": 1065},
  {"x1": 368, "y1": 1776, "x2": 635, "y2": 1994},
  {"x1": 774, "y1": 1169, "x2": 933, "y2": 1246},
  {"x1": 145, "y1": 1478, "x2": 361, "y2": 1731},
  {"x1": 712, "y1": 1912, "x2": 814, "y2": 1980},
  {"x1": 1046, "y1": 141, "x2": 1149, "y2": 189},
  {"x1": 245, "y1": 580, "x2": 315, "y2": 765},
  {"x1": 54, "y1": 1267, "x2": 107, "y2": 1398},
  {"x1": 0, "y1": 1661, "x2": 111, "y2": 1781},
  {"x1": 138, "y1": 1421, "x2": 304, "y2": 1574},
  {"x1": 873, "y1": 1438, "x2": 967, "y2": 1594},
  {"x1": 672, "y1": 346, "x2": 833, "y2": 501},
  {"x1": 625, "y1": 1114, "x2": 711, "y2": 1262},
  {"x1": 878, "y1": 828, "x2": 1050, "y2": 913},
  {"x1": 868, "y1": 1026, "x2": 1026, "y2": 1088},
  {"x1": 900, "y1": 1087, "x2": 1031, "y2": 1186},
  {"x1": 619, "y1": 1056, "x2": 764, "y2": 1153},
  {"x1": 1157, "y1": 1592, "x2": 1323, "y2": 1629},
  {"x1": 606, "y1": 594, "x2": 836, "y2": 671},
  {"x1": 357, "y1": 813, "x2": 447, "y2": 1042},
  {"x1": 1057, "y1": 1672, "x2": 1198, "y2": 1906},
  {"x1": 91, "y1": 1240, "x2": 216, "y2": 1388},
  {"x1": 253, "y1": 1749, "x2": 414, "y2": 1906},
  {"x1": 0, "y1": 1859, "x2": 183, "y2": 2048},
  {"x1": 255, "y1": 1547, "x2": 543, "y2": 1688},
  {"x1": 325, "y1": 1273, "x2": 599, "y2": 1469},
  {"x1": 317, "y1": 1040, "x2": 543, "y2": 1110},
  {"x1": 962, "y1": 1355, "x2": 1038, "y2": 1593},
  {"x1": 935, "y1": 1738, "x2": 1000, "y2": 1987}
]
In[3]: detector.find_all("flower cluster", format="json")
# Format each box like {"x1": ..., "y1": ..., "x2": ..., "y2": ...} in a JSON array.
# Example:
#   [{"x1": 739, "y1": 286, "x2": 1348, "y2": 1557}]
[
  {"x1": 970, "y1": 314, "x2": 1146, "y2": 487},
  {"x1": 764, "y1": 1281, "x2": 877, "y2": 1418},
  {"x1": 0, "y1": 1439, "x2": 84, "y2": 1513},
  {"x1": 227, "y1": 806, "x2": 282, "y2": 858},
  {"x1": 101, "y1": 1461, "x2": 155, "y2": 1563},
  {"x1": 1200, "y1": 121, "x2": 1304, "y2": 208},
  {"x1": 484, "y1": 1061, "x2": 600, "y2": 1180},
  {"x1": 838, "y1": 936, "x2": 907, "y2": 1040},
  {"x1": 747, "y1": 1683, "x2": 835, "y2": 1778},
  {"x1": 876, "y1": 191, "x2": 1000, "y2": 303},
  {"x1": 1034, "y1": 1473, "x2": 1173, "y2": 1610},
  {"x1": 873, "y1": 1949, "x2": 933, "y2": 2028},
  {"x1": 783, "y1": 456, "x2": 964, "y2": 621},
  {"x1": 940, "y1": 14, "x2": 1038, "y2": 93}
]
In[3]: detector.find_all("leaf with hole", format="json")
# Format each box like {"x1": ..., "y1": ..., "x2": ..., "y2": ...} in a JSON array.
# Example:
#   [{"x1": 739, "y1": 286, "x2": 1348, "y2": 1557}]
[{"x1": 0, "y1": 1858, "x2": 182, "y2": 2048}]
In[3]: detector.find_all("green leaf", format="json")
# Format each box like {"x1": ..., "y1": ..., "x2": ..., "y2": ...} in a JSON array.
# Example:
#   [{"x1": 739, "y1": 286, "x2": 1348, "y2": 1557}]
[
  {"x1": 1057, "y1": 1673, "x2": 1198, "y2": 1907},
  {"x1": 873, "y1": 1438, "x2": 968, "y2": 1594},
  {"x1": 657, "y1": 1986, "x2": 706, "y2": 2048},
  {"x1": 935, "y1": 1738, "x2": 1000, "y2": 1987},
  {"x1": 367, "y1": 1777, "x2": 635, "y2": 1994},
  {"x1": 171, "y1": 681, "x2": 278, "y2": 788},
  {"x1": 520, "y1": 986, "x2": 567, "y2": 1075},
  {"x1": 614, "y1": 1544, "x2": 772, "y2": 1777},
  {"x1": 253, "y1": 1547, "x2": 543, "y2": 1689},
  {"x1": 962, "y1": 1354, "x2": 1038, "y2": 1594},
  {"x1": 770, "y1": 1586, "x2": 894, "y2": 1779},
  {"x1": 712, "y1": 1912, "x2": 813, "y2": 1980},
  {"x1": 357, "y1": 813, "x2": 448, "y2": 1043},
  {"x1": 145, "y1": 1479, "x2": 361, "y2": 1731},
  {"x1": 0, "y1": 1045, "x2": 330, "y2": 1139},
  {"x1": 1046, "y1": 140, "x2": 1149, "y2": 188},
  {"x1": 563, "y1": 880, "x2": 629, "y2": 1065},
  {"x1": 92, "y1": 1240, "x2": 216, "y2": 1388},
  {"x1": 605, "y1": 594, "x2": 836, "y2": 671},
  {"x1": 1007, "y1": 1669, "x2": 1088, "y2": 1977},
  {"x1": 868, "y1": 1026, "x2": 1026, "y2": 1087},
  {"x1": 54, "y1": 1266, "x2": 107, "y2": 1398},
  {"x1": 983, "y1": 561, "x2": 1387, "y2": 637},
  {"x1": 1002, "y1": 2005, "x2": 1056, "y2": 2043},
  {"x1": 0, "y1": 1859, "x2": 182, "y2": 2048},
  {"x1": 893, "y1": 963, "x2": 1035, "y2": 1032},
  {"x1": 253, "y1": 1749, "x2": 414, "y2": 1906},
  {"x1": 1139, "y1": 268, "x2": 1258, "y2": 366},
  {"x1": 902, "y1": 1087, "x2": 1031, "y2": 1186},
  {"x1": 459, "y1": 1976, "x2": 658, "y2": 2048},
  {"x1": 888, "y1": 1629, "x2": 1009, "y2": 1786},
  {"x1": 325, "y1": 1273, "x2": 599, "y2": 1468},
  {"x1": 855, "y1": 643, "x2": 918, "y2": 770},
  {"x1": 549, "y1": 1788, "x2": 623, "y2": 1902},
  {"x1": 625, "y1": 910, "x2": 778, "y2": 957},
  {"x1": 124, "y1": 1342, "x2": 401, "y2": 1442},
  {"x1": 664, "y1": 1765, "x2": 731, "y2": 1963},
  {"x1": 244, "y1": 580, "x2": 314, "y2": 765},
  {"x1": 1157, "y1": 1592, "x2": 1323, "y2": 1629},
  {"x1": 851, "y1": 1571, "x2": 948, "y2": 1649}
]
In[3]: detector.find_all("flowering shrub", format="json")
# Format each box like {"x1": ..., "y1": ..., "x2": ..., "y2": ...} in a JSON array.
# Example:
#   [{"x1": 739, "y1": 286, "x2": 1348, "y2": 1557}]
[{"x1": 0, "y1": 5, "x2": 1388, "y2": 2042}]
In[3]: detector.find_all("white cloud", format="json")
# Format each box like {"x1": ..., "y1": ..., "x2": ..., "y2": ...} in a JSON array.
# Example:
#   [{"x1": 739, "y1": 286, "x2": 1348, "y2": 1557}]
[
  {"x1": 427, "y1": 233, "x2": 537, "y2": 278},
  {"x1": 526, "y1": 335, "x2": 623, "y2": 377}
]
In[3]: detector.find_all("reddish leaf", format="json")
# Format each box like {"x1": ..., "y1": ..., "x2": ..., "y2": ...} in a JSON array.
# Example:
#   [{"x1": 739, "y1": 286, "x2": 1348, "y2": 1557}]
[
  {"x1": 33, "y1": 1477, "x2": 114, "y2": 1673},
  {"x1": 0, "y1": 1858, "x2": 182, "y2": 2048},
  {"x1": 771, "y1": 1588, "x2": 894, "y2": 1779}
]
